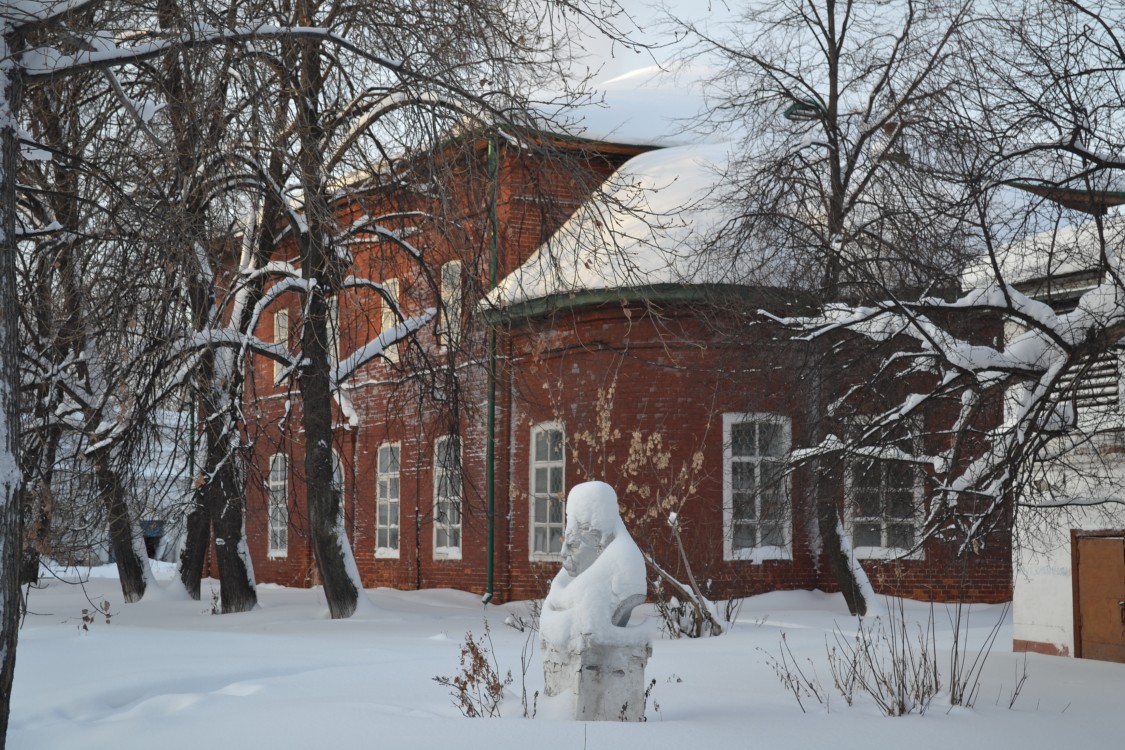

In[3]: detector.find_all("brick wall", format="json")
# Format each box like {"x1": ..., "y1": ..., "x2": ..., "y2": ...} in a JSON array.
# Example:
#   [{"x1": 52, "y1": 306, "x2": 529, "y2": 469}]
[{"x1": 241, "y1": 136, "x2": 1012, "y2": 605}]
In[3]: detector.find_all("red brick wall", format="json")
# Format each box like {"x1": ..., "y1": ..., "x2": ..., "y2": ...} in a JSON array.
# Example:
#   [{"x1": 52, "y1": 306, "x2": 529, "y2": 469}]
[{"x1": 241, "y1": 137, "x2": 1012, "y2": 605}]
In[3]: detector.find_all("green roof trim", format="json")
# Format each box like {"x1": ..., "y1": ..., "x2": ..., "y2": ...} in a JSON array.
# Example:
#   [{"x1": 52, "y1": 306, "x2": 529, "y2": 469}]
[
  {"x1": 1010, "y1": 181, "x2": 1125, "y2": 215},
  {"x1": 481, "y1": 283, "x2": 815, "y2": 324}
]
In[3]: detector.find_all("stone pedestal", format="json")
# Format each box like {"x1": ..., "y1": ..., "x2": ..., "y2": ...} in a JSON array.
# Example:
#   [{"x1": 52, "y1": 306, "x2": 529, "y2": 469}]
[{"x1": 543, "y1": 639, "x2": 652, "y2": 721}]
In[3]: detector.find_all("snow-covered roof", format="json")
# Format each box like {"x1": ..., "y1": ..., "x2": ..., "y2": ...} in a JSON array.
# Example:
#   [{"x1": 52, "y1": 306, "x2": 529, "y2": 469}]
[
  {"x1": 487, "y1": 142, "x2": 738, "y2": 308},
  {"x1": 554, "y1": 64, "x2": 718, "y2": 149},
  {"x1": 965, "y1": 211, "x2": 1125, "y2": 291}
]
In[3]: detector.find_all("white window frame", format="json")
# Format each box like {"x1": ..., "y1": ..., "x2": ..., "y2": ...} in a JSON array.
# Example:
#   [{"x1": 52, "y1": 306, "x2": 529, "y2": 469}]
[
  {"x1": 267, "y1": 453, "x2": 288, "y2": 558},
  {"x1": 332, "y1": 448, "x2": 344, "y2": 503},
  {"x1": 326, "y1": 294, "x2": 341, "y2": 365},
  {"x1": 380, "y1": 278, "x2": 400, "y2": 363},
  {"x1": 433, "y1": 436, "x2": 462, "y2": 560},
  {"x1": 722, "y1": 413, "x2": 792, "y2": 562},
  {"x1": 439, "y1": 260, "x2": 462, "y2": 353},
  {"x1": 529, "y1": 422, "x2": 565, "y2": 561},
  {"x1": 844, "y1": 420, "x2": 924, "y2": 560},
  {"x1": 376, "y1": 443, "x2": 401, "y2": 559},
  {"x1": 273, "y1": 308, "x2": 289, "y2": 381}
]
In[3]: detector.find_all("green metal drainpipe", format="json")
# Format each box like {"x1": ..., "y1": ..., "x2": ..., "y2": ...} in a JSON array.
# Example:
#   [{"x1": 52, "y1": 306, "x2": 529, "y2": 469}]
[{"x1": 483, "y1": 137, "x2": 499, "y2": 604}]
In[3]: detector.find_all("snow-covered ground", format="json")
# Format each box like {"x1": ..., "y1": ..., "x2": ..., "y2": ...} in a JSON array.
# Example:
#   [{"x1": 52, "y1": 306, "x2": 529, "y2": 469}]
[{"x1": 10, "y1": 564, "x2": 1122, "y2": 749}]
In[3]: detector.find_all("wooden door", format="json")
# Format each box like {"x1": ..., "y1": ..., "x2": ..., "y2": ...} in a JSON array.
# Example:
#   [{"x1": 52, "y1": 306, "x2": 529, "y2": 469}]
[{"x1": 1074, "y1": 534, "x2": 1125, "y2": 663}]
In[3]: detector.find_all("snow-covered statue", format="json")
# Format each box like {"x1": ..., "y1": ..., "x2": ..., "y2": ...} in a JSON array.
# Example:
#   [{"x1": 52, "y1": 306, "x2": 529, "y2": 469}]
[{"x1": 540, "y1": 481, "x2": 651, "y2": 721}]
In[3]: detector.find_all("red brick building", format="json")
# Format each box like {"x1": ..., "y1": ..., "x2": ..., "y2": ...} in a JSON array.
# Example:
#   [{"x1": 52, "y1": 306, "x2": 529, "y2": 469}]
[{"x1": 242, "y1": 134, "x2": 1012, "y2": 605}]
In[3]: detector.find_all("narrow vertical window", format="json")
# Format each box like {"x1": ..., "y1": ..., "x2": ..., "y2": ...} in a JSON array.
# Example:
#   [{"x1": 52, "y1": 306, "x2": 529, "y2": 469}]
[
  {"x1": 847, "y1": 421, "x2": 922, "y2": 559},
  {"x1": 267, "y1": 453, "x2": 288, "y2": 558},
  {"x1": 332, "y1": 449, "x2": 344, "y2": 503},
  {"x1": 723, "y1": 413, "x2": 791, "y2": 561},
  {"x1": 326, "y1": 295, "x2": 341, "y2": 365},
  {"x1": 273, "y1": 308, "x2": 289, "y2": 381},
  {"x1": 434, "y1": 436, "x2": 462, "y2": 559},
  {"x1": 530, "y1": 423, "x2": 565, "y2": 559},
  {"x1": 376, "y1": 443, "x2": 401, "y2": 558},
  {"x1": 381, "y1": 278, "x2": 400, "y2": 363},
  {"x1": 440, "y1": 260, "x2": 462, "y2": 353}
]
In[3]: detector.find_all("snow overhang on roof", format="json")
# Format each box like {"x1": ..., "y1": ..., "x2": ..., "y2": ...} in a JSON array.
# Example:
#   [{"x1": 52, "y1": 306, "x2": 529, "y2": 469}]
[
  {"x1": 485, "y1": 142, "x2": 735, "y2": 310},
  {"x1": 964, "y1": 212, "x2": 1125, "y2": 293}
]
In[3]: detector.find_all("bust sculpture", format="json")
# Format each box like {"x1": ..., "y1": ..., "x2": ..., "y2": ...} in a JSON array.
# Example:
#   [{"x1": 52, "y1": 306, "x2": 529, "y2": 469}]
[{"x1": 540, "y1": 481, "x2": 651, "y2": 721}]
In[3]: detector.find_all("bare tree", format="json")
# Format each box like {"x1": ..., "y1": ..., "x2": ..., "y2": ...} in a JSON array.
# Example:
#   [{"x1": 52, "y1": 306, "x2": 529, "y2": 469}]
[{"x1": 675, "y1": 0, "x2": 984, "y2": 615}]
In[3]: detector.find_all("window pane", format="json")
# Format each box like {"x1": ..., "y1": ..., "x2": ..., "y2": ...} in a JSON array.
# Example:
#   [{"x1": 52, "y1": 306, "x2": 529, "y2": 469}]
[
  {"x1": 854, "y1": 523, "x2": 882, "y2": 547},
  {"x1": 548, "y1": 430, "x2": 563, "y2": 461},
  {"x1": 732, "y1": 461, "x2": 755, "y2": 492},
  {"x1": 377, "y1": 528, "x2": 388, "y2": 548},
  {"x1": 760, "y1": 521, "x2": 785, "y2": 547},
  {"x1": 733, "y1": 491, "x2": 756, "y2": 521},
  {"x1": 885, "y1": 461, "x2": 914, "y2": 490},
  {"x1": 853, "y1": 459, "x2": 880, "y2": 489},
  {"x1": 388, "y1": 503, "x2": 399, "y2": 526},
  {"x1": 760, "y1": 484, "x2": 785, "y2": 522},
  {"x1": 534, "y1": 528, "x2": 547, "y2": 553},
  {"x1": 534, "y1": 430, "x2": 548, "y2": 459},
  {"x1": 535, "y1": 496, "x2": 547, "y2": 523},
  {"x1": 378, "y1": 505, "x2": 388, "y2": 526},
  {"x1": 389, "y1": 477, "x2": 399, "y2": 498},
  {"x1": 731, "y1": 422, "x2": 755, "y2": 457},
  {"x1": 549, "y1": 527, "x2": 563, "y2": 554},
  {"x1": 758, "y1": 421, "x2": 785, "y2": 457},
  {"x1": 548, "y1": 497, "x2": 564, "y2": 524},
  {"x1": 534, "y1": 467, "x2": 548, "y2": 494},
  {"x1": 389, "y1": 528, "x2": 399, "y2": 549},
  {"x1": 549, "y1": 467, "x2": 563, "y2": 494},
  {"x1": 760, "y1": 462, "x2": 787, "y2": 503},
  {"x1": 888, "y1": 490, "x2": 914, "y2": 520},
  {"x1": 732, "y1": 524, "x2": 756, "y2": 550},
  {"x1": 853, "y1": 490, "x2": 881, "y2": 518},
  {"x1": 887, "y1": 524, "x2": 914, "y2": 549}
]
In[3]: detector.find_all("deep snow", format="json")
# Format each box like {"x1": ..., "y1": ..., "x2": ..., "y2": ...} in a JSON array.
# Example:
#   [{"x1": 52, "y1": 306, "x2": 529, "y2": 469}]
[{"x1": 9, "y1": 563, "x2": 1123, "y2": 749}]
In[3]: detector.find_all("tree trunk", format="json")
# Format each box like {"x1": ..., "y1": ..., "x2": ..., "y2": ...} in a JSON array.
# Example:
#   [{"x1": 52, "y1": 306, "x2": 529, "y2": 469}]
[
  {"x1": 207, "y1": 445, "x2": 257, "y2": 613},
  {"x1": 18, "y1": 426, "x2": 59, "y2": 583},
  {"x1": 1, "y1": 29, "x2": 25, "y2": 747},
  {"x1": 807, "y1": 341, "x2": 869, "y2": 617},
  {"x1": 178, "y1": 502, "x2": 209, "y2": 599},
  {"x1": 299, "y1": 287, "x2": 358, "y2": 619},
  {"x1": 90, "y1": 453, "x2": 147, "y2": 603},
  {"x1": 179, "y1": 349, "x2": 257, "y2": 612},
  {"x1": 816, "y1": 463, "x2": 868, "y2": 616},
  {"x1": 292, "y1": 5, "x2": 359, "y2": 619}
]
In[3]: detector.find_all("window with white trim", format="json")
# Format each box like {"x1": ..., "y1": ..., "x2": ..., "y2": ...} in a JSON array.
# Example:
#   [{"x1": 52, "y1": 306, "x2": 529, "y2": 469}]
[
  {"x1": 530, "y1": 423, "x2": 565, "y2": 559},
  {"x1": 433, "y1": 436, "x2": 462, "y2": 559},
  {"x1": 331, "y1": 448, "x2": 344, "y2": 503},
  {"x1": 439, "y1": 260, "x2": 462, "y2": 353},
  {"x1": 273, "y1": 309, "x2": 289, "y2": 381},
  {"x1": 723, "y1": 413, "x2": 791, "y2": 561},
  {"x1": 376, "y1": 443, "x2": 401, "y2": 558},
  {"x1": 846, "y1": 421, "x2": 923, "y2": 559},
  {"x1": 267, "y1": 453, "x2": 288, "y2": 558},
  {"x1": 380, "y1": 278, "x2": 400, "y2": 363},
  {"x1": 326, "y1": 295, "x2": 341, "y2": 365}
]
